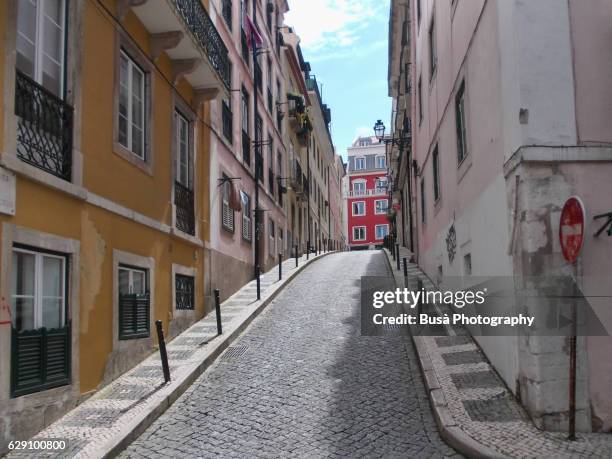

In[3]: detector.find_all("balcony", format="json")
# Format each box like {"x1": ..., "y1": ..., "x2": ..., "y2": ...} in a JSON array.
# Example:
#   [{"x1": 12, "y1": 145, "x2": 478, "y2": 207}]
[
  {"x1": 129, "y1": 0, "x2": 230, "y2": 91},
  {"x1": 174, "y1": 181, "x2": 195, "y2": 235},
  {"x1": 14, "y1": 71, "x2": 74, "y2": 181},
  {"x1": 345, "y1": 188, "x2": 388, "y2": 198}
]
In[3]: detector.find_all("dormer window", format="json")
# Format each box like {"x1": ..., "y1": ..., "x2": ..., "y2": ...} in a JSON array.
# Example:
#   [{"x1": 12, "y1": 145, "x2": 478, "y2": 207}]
[
  {"x1": 375, "y1": 156, "x2": 386, "y2": 169},
  {"x1": 355, "y1": 157, "x2": 365, "y2": 170}
]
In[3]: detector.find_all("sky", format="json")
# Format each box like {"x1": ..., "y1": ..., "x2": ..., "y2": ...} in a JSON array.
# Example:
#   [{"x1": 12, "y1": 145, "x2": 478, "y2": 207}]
[{"x1": 285, "y1": 0, "x2": 392, "y2": 160}]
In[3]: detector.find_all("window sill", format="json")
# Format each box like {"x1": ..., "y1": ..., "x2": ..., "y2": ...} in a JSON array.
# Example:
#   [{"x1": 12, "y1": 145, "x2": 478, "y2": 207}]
[
  {"x1": 170, "y1": 228, "x2": 204, "y2": 247},
  {"x1": 113, "y1": 142, "x2": 153, "y2": 176}
]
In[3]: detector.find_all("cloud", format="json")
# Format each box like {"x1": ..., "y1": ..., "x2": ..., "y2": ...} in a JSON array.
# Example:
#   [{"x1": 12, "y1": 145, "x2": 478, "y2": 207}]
[{"x1": 285, "y1": 0, "x2": 387, "y2": 54}]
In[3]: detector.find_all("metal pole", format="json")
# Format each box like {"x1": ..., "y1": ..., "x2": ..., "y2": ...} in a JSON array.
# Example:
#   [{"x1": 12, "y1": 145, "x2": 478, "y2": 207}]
[
  {"x1": 256, "y1": 265, "x2": 261, "y2": 300},
  {"x1": 155, "y1": 320, "x2": 171, "y2": 383},
  {"x1": 396, "y1": 243, "x2": 400, "y2": 271},
  {"x1": 568, "y1": 265, "x2": 578, "y2": 441},
  {"x1": 294, "y1": 244, "x2": 298, "y2": 268},
  {"x1": 403, "y1": 257, "x2": 408, "y2": 288},
  {"x1": 214, "y1": 288, "x2": 222, "y2": 335},
  {"x1": 278, "y1": 253, "x2": 282, "y2": 280},
  {"x1": 251, "y1": 1, "x2": 261, "y2": 296}
]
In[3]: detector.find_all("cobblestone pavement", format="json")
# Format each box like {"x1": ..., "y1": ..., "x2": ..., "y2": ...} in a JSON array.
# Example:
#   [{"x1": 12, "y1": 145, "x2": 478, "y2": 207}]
[{"x1": 122, "y1": 251, "x2": 460, "y2": 458}]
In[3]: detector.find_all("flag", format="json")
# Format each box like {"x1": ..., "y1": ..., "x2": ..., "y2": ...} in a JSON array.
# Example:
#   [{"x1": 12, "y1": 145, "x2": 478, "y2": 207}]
[{"x1": 242, "y1": 9, "x2": 265, "y2": 50}]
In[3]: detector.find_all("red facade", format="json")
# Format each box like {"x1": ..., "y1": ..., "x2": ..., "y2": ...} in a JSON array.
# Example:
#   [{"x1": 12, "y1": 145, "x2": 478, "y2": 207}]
[{"x1": 347, "y1": 173, "x2": 390, "y2": 249}]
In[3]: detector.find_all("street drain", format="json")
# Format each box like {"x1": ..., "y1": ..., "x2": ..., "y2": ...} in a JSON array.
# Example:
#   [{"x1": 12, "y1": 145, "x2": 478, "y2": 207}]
[{"x1": 221, "y1": 345, "x2": 249, "y2": 361}]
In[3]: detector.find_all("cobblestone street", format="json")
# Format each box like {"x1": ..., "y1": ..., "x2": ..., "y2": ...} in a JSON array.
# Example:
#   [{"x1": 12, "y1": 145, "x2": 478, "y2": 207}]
[{"x1": 122, "y1": 251, "x2": 459, "y2": 458}]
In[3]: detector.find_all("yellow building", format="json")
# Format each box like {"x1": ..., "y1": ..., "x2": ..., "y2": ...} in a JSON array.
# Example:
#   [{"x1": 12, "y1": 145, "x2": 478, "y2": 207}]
[{"x1": 0, "y1": 0, "x2": 227, "y2": 446}]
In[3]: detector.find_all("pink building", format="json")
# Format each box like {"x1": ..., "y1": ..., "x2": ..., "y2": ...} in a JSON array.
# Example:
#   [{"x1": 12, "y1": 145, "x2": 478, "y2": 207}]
[
  {"x1": 390, "y1": 0, "x2": 612, "y2": 432},
  {"x1": 345, "y1": 137, "x2": 390, "y2": 250}
]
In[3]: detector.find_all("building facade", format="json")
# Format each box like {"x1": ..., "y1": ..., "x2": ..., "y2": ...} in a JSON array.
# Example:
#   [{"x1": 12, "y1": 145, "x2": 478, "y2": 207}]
[
  {"x1": 0, "y1": 0, "x2": 230, "y2": 447},
  {"x1": 396, "y1": 0, "x2": 612, "y2": 432},
  {"x1": 345, "y1": 137, "x2": 389, "y2": 250}
]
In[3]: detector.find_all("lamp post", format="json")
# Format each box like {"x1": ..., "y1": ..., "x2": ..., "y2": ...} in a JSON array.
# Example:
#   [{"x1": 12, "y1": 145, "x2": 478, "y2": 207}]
[{"x1": 373, "y1": 119, "x2": 413, "y2": 252}]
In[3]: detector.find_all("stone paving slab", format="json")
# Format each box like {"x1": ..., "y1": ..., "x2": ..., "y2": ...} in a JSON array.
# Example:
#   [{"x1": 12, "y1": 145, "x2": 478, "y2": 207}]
[
  {"x1": 5, "y1": 252, "x2": 333, "y2": 459},
  {"x1": 384, "y1": 247, "x2": 612, "y2": 459}
]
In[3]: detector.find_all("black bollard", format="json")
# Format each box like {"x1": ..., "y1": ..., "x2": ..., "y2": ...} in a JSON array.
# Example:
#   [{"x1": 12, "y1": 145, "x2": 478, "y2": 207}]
[
  {"x1": 214, "y1": 289, "x2": 222, "y2": 335},
  {"x1": 278, "y1": 253, "x2": 282, "y2": 280},
  {"x1": 295, "y1": 245, "x2": 298, "y2": 267},
  {"x1": 256, "y1": 265, "x2": 261, "y2": 300},
  {"x1": 155, "y1": 320, "x2": 171, "y2": 383},
  {"x1": 396, "y1": 244, "x2": 400, "y2": 271},
  {"x1": 403, "y1": 257, "x2": 409, "y2": 288}
]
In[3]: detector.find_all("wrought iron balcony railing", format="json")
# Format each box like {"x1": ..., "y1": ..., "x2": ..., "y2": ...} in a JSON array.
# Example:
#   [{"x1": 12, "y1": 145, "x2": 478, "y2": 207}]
[
  {"x1": 172, "y1": 0, "x2": 231, "y2": 89},
  {"x1": 14, "y1": 70, "x2": 73, "y2": 181},
  {"x1": 174, "y1": 181, "x2": 196, "y2": 235}
]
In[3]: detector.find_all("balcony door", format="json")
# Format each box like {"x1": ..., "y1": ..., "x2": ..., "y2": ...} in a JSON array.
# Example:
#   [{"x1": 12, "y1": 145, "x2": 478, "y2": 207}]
[{"x1": 16, "y1": 0, "x2": 67, "y2": 98}]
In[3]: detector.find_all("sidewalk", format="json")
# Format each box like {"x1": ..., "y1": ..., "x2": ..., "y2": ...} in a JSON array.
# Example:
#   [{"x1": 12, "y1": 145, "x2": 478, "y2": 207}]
[
  {"x1": 7, "y1": 251, "x2": 334, "y2": 459},
  {"x1": 383, "y1": 247, "x2": 612, "y2": 459}
]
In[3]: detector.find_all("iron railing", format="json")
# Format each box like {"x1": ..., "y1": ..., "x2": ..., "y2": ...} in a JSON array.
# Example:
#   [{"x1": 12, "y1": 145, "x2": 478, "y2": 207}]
[
  {"x1": 174, "y1": 181, "x2": 195, "y2": 235},
  {"x1": 242, "y1": 131, "x2": 251, "y2": 166},
  {"x1": 14, "y1": 70, "x2": 73, "y2": 181},
  {"x1": 171, "y1": 0, "x2": 231, "y2": 89},
  {"x1": 222, "y1": 101, "x2": 233, "y2": 144},
  {"x1": 175, "y1": 274, "x2": 195, "y2": 310}
]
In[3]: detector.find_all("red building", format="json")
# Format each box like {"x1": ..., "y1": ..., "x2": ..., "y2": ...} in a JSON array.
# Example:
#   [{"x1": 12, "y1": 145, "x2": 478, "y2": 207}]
[{"x1": 344, "y1": 137, "x2": 389, "y2": 250}]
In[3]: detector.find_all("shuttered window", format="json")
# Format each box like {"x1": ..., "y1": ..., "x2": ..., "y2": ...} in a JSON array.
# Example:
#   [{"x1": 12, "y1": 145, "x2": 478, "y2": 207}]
[
  {"x1": 118, "y1": 265, "x2": 150, "y2": 340},
  {"x1": 10, "y1": 246, "x2": 70, "y2": 397},
  {"x1": 241, "y1": 191, "x2": 252, "y2": 241},
  {"x1": 222, "y1": 175, "x2": 235, "y2": 232}
]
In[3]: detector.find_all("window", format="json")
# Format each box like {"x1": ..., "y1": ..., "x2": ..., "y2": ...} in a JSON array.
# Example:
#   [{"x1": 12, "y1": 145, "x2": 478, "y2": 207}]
[
  {"x1": 175, "y1": 111, "x2": 190, "y2": 187},
  {"x1": 353, "y1": 226, "x2": 366, "y2": 241},
  {"x1": 222, "y1": 99, "x2": 233, "y2": 144},
  {"x1": 418, "y1": 75, "x2": 423, "y2": 123},
  {"x1": 464, "y1": 253, "x2": 472, "y2": 276},
  {"x1": 352, "y1": 201, "x2": 365, "y2": 216},
  {"x1": 269, "y1": 219, "x2": 275, "y2": 255},
  {"x1": 375, "y1": 224, "x2": 389, "y2": 240},
  {"x1": 276, "y1": 79, "x2": 282, "y2": 132},
  {"x1": 432, "y1": 145, "x2": 440, "y2": 201},
  {"x1": 420, "y1": 179, "x2": 426, "y2": 224},
  {"x1": 375, "y1": 156, "x2": 386, "y2": 169},
  {"x1": 268, "y1": 134, "x2": 274, "y2": 194},
  {"x1": 241, "y1": 191, "x2": 252, "y2": 241},
  {"x1": 429, "y1": 16, "x2": 437, "y2": 78},
  {"x1": 222, "y1": 175, "x2": 235, "y2": 232},
  {"x1": 16, "y1": 0, "x2": 66, "y2": 98},
  {"x1": 118, "y1": 265, "x2": 150, "y2": 340},
  {"x1": 354, "y1": 157, "x2": 365, "y2": 170},
  {"x1": 241, "y1": 87, "x2": 250, "y2": 165},
  {"x1": 376, "y1": 178, "x2": 388, "y2": 192},
  {"x1": 255, "y1": 114, "x2": 263, "y2": 181},
  {"x1": 375, "y1": 199, "x2": 388, "y2": 215},
  {"x1": 455, "y1": 81, "x2": 468, "y2": 163},
  {"x1": 175, "y1": 274, "x2": 194, "y2": 310},
  {"x1": 267, "y1": 58, "x2": 273, "y2": 113},
  {"x1": 118, "y1": 51, "x2": 146, "y2": 159},
  {"x1": 352, "y1": 181, "x2": 366, "y2": 195},
  {"x1": 11, "y1": 245, "x2": 70, "y2": 396},
  {"x1": 12, "y1": 247, "x2": 67, "y2": 332},
  {"x1": 222, "y1": 0, "x2": 232, "y2": 30},
  {"x1": 277, "y1": 152, "x2": 283, "y2": 205}
]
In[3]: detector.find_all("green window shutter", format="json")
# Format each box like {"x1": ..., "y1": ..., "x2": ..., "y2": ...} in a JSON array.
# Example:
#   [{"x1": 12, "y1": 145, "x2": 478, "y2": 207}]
[{"x1": 119, "y1": 293, "x2": 150, "y2": 340}]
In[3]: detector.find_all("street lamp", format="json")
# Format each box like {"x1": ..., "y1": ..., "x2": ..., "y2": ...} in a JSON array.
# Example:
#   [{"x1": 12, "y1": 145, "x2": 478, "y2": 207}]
[{"x1": 373, "y1": 119, "x2": 386, "y2": 142}]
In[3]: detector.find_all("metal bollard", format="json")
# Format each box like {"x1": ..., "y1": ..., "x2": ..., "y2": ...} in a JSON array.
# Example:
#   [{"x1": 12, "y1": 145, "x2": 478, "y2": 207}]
[
  {"x1": 307, "y1": 241, "x2": 310, "y2": 260},
  {"x1": 155, "y1": 320, "x2": 171, "y2": 383},
  {"x1": 214, "y1": 289, "x2": 222, "y2": 335},
  {"x1": 403, "y1": 257, "x2": 409, "y2": 288},
  {"x1": 396, "y1": 244, "x2": 400, "y2": 271},
  {"x1": 255, "y1": 265, "x2": 261, "y2": 300},
  {"x1": 294, "y1": 245, "x2": 298, "y2": 267},
  {"x1": 278, "y1": 253, "x2": 282, "y2": 280}
]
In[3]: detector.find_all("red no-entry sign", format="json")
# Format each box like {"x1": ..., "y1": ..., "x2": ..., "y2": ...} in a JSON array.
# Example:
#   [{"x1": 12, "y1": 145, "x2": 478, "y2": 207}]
[{"x1": 559, "y1": 197, "x2": 585, "y2": 264}]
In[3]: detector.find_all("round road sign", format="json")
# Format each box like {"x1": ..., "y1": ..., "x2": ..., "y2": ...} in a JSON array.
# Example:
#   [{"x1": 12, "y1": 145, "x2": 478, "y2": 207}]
[{"x1": 559, "y1": 196, "x2": 585, "y2": 264}]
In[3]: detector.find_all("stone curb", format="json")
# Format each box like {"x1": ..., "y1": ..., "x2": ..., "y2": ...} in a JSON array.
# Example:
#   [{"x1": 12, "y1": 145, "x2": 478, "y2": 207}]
[
  {"x1": 382, "y1": 249, "x2": 509, "y2": 459},
  {"x1": 100, "y1": 251, "x2": 337, "y2": 458}
]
